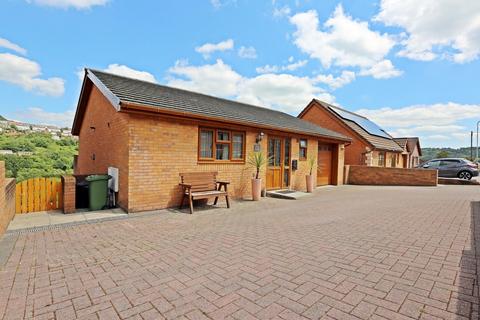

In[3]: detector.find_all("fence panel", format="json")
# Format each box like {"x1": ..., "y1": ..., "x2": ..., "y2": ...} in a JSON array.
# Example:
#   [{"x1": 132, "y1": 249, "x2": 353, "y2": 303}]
[{"x1": 15, "y1": 178, "x2": 63, "y2": 214}]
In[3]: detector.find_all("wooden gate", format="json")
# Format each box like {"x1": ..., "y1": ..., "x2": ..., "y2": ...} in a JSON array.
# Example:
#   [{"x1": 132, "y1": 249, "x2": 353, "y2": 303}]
[{"x1": 15, "y1": 178, "x2": 63, "y2": 214}]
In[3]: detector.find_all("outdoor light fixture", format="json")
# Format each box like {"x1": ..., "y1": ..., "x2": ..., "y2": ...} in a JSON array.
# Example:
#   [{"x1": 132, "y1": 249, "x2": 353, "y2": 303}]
[{"x1": 256, "y1": 132, "x2": 264, "y2": 143}]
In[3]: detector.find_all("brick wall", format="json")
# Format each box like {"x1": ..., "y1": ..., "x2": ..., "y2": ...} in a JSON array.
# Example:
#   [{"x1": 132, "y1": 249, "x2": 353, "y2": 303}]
[
  {"x1": 75, "y1": 85, "x2": 130, "y2": 210},
  {"x1": 344, "y1": 165, "x2": 438, "y2": 186},
  {"x1": 126, "y1": 114, "x2": 329, "y2": 212},
  {"x1": 299, "y1": 102, "x2": 370, "y2": 166},
  {"x1": 0, "y1": 161, "x2": 16, "y2": 237},
  {"x1": 62, "y1": 176, "x2": 76, "y2": 214}
]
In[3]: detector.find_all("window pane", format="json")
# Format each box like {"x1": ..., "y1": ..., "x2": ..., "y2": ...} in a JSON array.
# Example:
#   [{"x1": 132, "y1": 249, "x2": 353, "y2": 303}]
[
  {"x1": 216, "y1": 144, "x2": 229, "y2": 160},
  {"x1": 232, "y1": 134, "x2": 243, "y2": 159},
  {"x1": 217, "y1": 131, "x2": 230, "y2": 141},
  {"x1": 200, "y1": 130, "x2": 213, "y2": 158},
  {"x1": 274, "y1": 139, "x2": 281, "y2": 166},
  {"x1": 300, "y1": 139, "x2": 307, "y2": 148},
  {"x1": 284, "y1": 139, "x2": 291, "y2": 166},
  {"x1": 300, "y1": 147, "x2": 307, "y2": 159},
  {"x1": 268, "y1": 139, "x2": 275, "y2": 166}
]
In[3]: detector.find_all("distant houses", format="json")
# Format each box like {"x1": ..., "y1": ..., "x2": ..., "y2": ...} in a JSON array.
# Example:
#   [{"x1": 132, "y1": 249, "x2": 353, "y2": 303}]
[{"x1": 0, "y1": 119, "x2": 73, "y2": 139}]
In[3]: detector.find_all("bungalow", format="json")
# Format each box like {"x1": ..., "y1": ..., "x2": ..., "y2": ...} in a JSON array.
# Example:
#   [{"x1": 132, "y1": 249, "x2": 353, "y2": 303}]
[
  {"x1": 393, "y1": 137, "x2": 422, "y2": 168},
  {"x1": 72, "y1": 69, "x2": 350, "y2": 213},
  {"x1": 298, "y1": 99, "x2": 404, "y2": 167}
]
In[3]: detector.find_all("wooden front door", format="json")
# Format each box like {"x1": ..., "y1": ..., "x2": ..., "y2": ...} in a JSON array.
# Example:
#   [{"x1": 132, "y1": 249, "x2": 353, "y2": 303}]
[
  {"x1": 317, "y1": 144, "x2": 333, "y2": 186},
  {"x1": 266, "y1": 137, "x2": 291, "y2": 190}
]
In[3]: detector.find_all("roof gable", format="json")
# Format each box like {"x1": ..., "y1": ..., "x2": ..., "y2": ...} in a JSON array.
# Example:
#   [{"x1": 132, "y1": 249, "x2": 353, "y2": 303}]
[{"x1": 309, "y1": 100, "x2": 403, "y2": 152}]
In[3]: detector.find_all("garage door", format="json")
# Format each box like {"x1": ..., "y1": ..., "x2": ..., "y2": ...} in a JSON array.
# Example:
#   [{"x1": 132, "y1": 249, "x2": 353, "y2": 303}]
[{"x1": 317, "y1": 144, "x2": 333, "y2": 186}]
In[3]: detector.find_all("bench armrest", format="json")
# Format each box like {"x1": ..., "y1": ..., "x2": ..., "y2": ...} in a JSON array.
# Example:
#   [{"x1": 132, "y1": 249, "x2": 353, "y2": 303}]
[
  {"x1": 179, "y1": 183, "x2": 192, "y2": 189},
  {"x1": 216, "y1": 181, "x2": 230, "y2": 185}
]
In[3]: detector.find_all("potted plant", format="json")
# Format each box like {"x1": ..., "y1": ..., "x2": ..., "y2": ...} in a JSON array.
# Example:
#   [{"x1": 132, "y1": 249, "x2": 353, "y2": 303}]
[
  {"x1": 306, "y1": 156, "x2": 316, "y2": 193},
  {"x1": 247, "y1": 151, "x2": 269, "y2": 201}
]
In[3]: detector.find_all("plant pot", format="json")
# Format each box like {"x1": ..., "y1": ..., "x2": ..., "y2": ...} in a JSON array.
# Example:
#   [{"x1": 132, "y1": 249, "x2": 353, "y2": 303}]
[
  {"x1": 306, "y1": 175, "x2": 314, "y2": 193},
  {"x1": 251, "y1": 178, "x2": 262, "y2": 201}
]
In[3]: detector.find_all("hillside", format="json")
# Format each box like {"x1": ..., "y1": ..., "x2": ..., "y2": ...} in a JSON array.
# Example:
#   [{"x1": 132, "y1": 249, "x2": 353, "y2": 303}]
[
  {"x1": 421, "y1": 147, "x2": 474, "y2": 161},
  {"x1": 0, "y1": 132, "x2": 77, "y2": 181},
  {"x1": 0, "y1": 115, "x2": 6, "y2": 121}
]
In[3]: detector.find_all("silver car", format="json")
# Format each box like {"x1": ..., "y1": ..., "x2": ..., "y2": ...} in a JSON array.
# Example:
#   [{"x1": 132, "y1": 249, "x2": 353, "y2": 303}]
[{"x1": 420, "y1": 158, "x2": 479, "y2": 180}]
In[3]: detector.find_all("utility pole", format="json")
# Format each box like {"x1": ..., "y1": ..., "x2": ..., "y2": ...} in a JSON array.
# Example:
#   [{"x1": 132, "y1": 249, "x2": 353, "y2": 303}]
[
  {"x1": 471, "y1": 131, "x2": 474, "y2": 160},
  {"x1": 477, "y1": 121, "x2": 480, "y2": 163}
]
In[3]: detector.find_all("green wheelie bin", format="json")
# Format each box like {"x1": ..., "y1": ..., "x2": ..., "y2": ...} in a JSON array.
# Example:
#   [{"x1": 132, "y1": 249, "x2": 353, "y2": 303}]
[{"x1": 85, "y1": 174, "x2": 111, "y2": 211}]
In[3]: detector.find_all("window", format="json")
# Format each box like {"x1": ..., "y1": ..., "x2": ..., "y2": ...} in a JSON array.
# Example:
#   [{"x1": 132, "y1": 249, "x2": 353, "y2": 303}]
[
  {"x1": 199, "y1": 129, "x2": 213, "y2": 159},
  {"x1": 391, "y1": 154, "x2": 396, "y2": 168},
  {"x1": 232, "y1": 133, "x2": 244, "y2": 159},
  {"x1": 299, "y1": 139, "x2": 307, "y2": 160},
  {"x1": 378, "y1": 152, "x2": 385, "y2": 167},
  {"x1": 199, "y1": 128, "x2": 245, "y2": 162}
]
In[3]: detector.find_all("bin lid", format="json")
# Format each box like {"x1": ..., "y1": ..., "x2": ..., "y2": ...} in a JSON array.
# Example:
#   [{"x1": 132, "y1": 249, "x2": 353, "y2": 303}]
[{"x1": 86, "y1": 174, "x2": 111, "y2": 182}]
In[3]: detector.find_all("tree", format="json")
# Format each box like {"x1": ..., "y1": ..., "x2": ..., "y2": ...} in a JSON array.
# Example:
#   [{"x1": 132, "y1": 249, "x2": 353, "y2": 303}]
[{"x1": 436, "y1": 150, "x2": 450, "y2": 158}]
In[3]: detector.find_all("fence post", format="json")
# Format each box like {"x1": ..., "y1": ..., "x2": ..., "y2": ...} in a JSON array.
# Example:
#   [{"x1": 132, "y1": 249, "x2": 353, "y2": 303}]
[{"x1": 62, "y1": 176, "x2": 76, "y2": 214}]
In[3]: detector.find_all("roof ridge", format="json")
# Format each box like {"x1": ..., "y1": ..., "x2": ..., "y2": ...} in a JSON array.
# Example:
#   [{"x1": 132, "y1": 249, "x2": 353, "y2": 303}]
[{"x1": 87, "y1": 68, "x2": 302, "y2": 119}]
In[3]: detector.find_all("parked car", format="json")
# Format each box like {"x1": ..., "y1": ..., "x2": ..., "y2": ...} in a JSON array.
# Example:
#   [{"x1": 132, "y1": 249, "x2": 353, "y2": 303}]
[{"x1": 418, "y1": 158, "x2": 479, "y2": 180}]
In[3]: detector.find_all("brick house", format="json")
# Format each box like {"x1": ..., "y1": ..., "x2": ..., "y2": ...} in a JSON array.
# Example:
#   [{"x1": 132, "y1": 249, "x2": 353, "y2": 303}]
[
  {"x1": 394, "y1": 137, "x2": 422, "y2": 168},
  {"x1": 72, "y1": 69, "x2": 350, "y2": 212},
  {"x1": 298, "y1": 99, "x2": 404, "y2": 167}
]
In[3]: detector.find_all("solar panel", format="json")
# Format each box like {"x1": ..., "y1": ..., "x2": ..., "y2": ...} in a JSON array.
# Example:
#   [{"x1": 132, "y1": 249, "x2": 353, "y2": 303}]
[{"x1": 330, "y1": 107, "x2": 391, "y2": 139}]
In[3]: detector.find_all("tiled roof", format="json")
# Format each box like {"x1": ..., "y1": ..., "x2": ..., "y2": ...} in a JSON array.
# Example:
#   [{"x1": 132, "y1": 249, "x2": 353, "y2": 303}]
[
  {"x1": 395, "y1": 137, "x2": 421, "y2": 155},
  {"x1": 314, "y1": 100, "x2": 403, "y2": 152},
  {"x1": 394, "y1": 138, "x2": 408, "y2": 149},
  {"x1": 86, "y1": 69, "x2": 349, "y2": 141}
]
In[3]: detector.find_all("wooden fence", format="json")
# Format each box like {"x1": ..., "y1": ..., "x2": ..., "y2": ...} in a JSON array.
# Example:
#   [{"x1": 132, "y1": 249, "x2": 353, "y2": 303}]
[{"x1": 15, "y1": 177, "x2": 63, "y2": 214}]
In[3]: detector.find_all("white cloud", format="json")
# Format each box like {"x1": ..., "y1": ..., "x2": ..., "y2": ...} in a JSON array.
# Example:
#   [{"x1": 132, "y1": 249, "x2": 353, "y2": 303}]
[
  {"x1": 0, "y1": 38, "x2": 27, "y2": 55},
  {"x1": 167, "y1": 59, "x2": 334, "y2": 114},
  {"x1": 358, "y1": 59, "x2": 402, "y2": 79},
  {"x1": 315, "y1": 70, "x2": 355, "y2": 89},
  {"x1": 238, "y1": 46, "x2": 257, "y2": 59},
  {"x1": 195, "y1": 39, "x2": 234, "y2": 59},
  {"x1": 168, "y1": 59, "x2": 242, "y2": 96},
  {"x1": 273, "y1": 5, "x2": 291, "y2": 18},
  {"x1": 256, "y1": 57, "x2": 307, "y2": 74},
  {"x1": 290, "y1": 5, "x2": 396, "y2": 69},
  {"x1": 15, "y1": 107, "x2": 75, "y2": 127},
  {"x1": 375, "y1": 0, "x2": 480, "y2": 63},
  {"x1": 0, "y1": 53, "x2": 64, "y2": 96},
  {"x1": 103, "y1": 64, "x2": 157, "y2": 83},
  {"x1": 356, "y1": 102, "x2": 480, "y2": 147},
  {"x1": 27, "y1": 0, "x2": 109, "y2": 10}
]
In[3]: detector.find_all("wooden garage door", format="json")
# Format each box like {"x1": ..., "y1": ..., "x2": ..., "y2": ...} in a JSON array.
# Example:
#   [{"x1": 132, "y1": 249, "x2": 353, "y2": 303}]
[{"x1": 317, "y1": 144, "x2": 333, "y2": 186}]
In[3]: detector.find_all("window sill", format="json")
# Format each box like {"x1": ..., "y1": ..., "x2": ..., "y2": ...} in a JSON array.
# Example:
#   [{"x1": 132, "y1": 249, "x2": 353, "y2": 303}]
[{"x1": 198, "y1": 160, "x2": 245, "y2": 164}]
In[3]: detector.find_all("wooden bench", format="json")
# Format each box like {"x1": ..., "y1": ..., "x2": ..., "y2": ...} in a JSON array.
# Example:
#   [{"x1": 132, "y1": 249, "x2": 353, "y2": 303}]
[{"x1": 179, "y1": 172, "x2": 230, "y2": 214}]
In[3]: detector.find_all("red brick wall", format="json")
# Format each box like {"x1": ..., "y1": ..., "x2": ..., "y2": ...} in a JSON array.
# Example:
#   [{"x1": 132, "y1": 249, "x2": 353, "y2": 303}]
[
  {"x1": 300, "y1": 103, "x2": 369, "y2": 166},
  {"x1": 0, "y1": 161, "x2": 16, "y2": 237},
  {"x1": 62, "y1": 176, "x2": 76, "y2": 214},
  {"x1": 75, "y1": 86, "x2": 130, "y2": 210},
  {"x1": 345, "y1": 165, "x2": 438, "y2": 186},
  {"x1": 126, "y1": 114, "x2": 324, "y2": 212}
]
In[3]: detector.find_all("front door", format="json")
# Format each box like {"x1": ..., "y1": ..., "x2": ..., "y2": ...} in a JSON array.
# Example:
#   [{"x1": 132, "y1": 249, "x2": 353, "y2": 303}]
[
  {"x1": 317, "y1": 144, "x2": 332, "y2": 186},
  {"x1": 267, "y1": 137, "x2": 291, "y2": 189}
]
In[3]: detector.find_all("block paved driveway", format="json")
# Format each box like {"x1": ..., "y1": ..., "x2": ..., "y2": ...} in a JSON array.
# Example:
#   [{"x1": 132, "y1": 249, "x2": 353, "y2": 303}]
[{"x1": 0, "y1": 185, "x2": 479, "y2": 320}]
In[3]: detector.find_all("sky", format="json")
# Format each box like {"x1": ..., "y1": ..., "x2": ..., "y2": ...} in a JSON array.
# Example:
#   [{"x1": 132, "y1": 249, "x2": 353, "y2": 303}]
[{"x1": 0, "y1": 0, "x2": 479, "y2": 148}]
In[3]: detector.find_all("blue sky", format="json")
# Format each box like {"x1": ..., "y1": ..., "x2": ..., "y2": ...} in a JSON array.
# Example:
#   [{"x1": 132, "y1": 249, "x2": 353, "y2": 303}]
[{"x1": 0, "y1": 0, "x2": 479, "y2": 148}]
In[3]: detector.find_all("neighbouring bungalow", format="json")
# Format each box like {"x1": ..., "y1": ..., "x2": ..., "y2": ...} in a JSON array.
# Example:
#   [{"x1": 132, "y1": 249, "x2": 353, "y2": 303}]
[
  {"x1": 298, "y1": 99, "x2": 404, "y2": 167},
  {"x1": 393, "y1": 137, "x2": 422, "y2": 168},
  {"x1": 72, "y1": 69, "x2": 350, "y2": 213}
]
